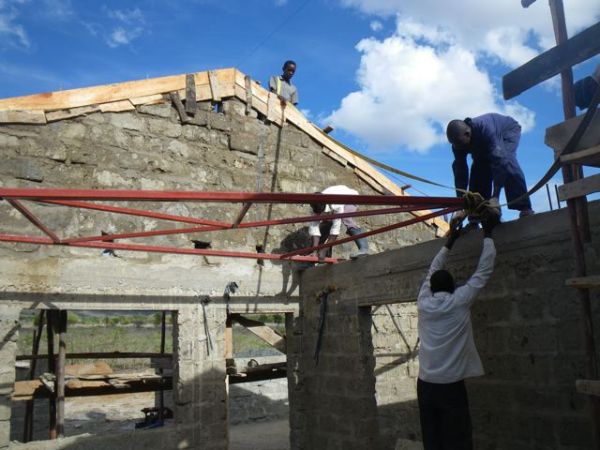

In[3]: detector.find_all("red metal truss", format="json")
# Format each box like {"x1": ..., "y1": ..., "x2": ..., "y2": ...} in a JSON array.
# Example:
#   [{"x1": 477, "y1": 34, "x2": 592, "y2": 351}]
[{"x1": 0, "y1": 188, "x2": 463, "y2": 264}]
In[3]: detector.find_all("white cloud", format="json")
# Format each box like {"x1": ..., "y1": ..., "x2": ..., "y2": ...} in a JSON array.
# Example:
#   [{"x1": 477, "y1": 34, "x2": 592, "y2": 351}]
[
  {"x1": 370, "y1": 20, "x2": 382, "y2": 31},
  {"x1": 0, "y1": 0, "x2": 29, "y2": 48},
  {"x1": 327, "y1": 0, "x2": 600, "y2": 152},
  {"x1": 107, "y1": 26, "x2": 143, "y2": 48},
  {"x1": 339, "y1": 0, "x2": 600, "y2": 66},
  {"x1": 326, "y1": 19, "x2": 534, "y2": 152},
  {"x1": 105, "y1": 8, "x2": 145, "y2": 48}
]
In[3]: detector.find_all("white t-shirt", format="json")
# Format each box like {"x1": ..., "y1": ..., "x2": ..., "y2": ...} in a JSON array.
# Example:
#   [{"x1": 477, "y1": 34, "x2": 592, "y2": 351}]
[
  {"x1": 308, "y1": 185, "x2": 359, "y2": 237},
  {"x1": 417, "y1": 238, "x2": 496, "y2": 383}
]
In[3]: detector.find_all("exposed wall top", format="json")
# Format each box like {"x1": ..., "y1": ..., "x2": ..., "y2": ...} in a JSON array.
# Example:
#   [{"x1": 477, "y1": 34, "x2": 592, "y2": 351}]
[{"x1": 0, "y1": 67, "x2": 448, "y2": 234}]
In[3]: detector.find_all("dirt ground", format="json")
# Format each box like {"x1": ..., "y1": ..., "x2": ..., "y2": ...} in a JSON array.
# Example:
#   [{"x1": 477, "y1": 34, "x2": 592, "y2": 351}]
[{"x1": 11, "y1": 391, "x2": 290, "y2": 449}]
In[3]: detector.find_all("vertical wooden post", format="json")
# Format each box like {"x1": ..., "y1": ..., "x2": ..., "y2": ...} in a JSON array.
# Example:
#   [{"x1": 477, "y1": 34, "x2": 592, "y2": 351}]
[
  {"x1": 23, "y1": 310, "x2": 45, "y2": 442},
  {"x1": 46, "y1": 311, "x2": 57, "y2": 440},
  {"x1": 548, "y1": 1, "x2": 600, "y2": 447},
  {"x1": 225, "y1": 314, "x2": 233, "y2": 367},
  {"x1": 158, "y1": 311, "x2": 166, "y2": 422},
  {"x1": 56, "y1": 311, "x2": 67, "y2": 437}
]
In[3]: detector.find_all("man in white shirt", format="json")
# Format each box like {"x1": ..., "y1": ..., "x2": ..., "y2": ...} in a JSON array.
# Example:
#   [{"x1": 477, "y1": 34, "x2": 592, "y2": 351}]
[
  {"x1": 308, "y1": 185, "x2": 369, "y2": 260},
  {"x1": 416, "y1": 214, "x2": 498, "y2": 449}
]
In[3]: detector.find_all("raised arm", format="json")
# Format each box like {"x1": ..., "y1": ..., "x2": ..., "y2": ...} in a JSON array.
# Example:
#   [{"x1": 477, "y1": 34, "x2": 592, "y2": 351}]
[
  {"x1": 454, "y1": 214, "x2": 498, "y2": 306},
  {"x1": 418, "y1": 221, "x2": 462, "y2": 299}
]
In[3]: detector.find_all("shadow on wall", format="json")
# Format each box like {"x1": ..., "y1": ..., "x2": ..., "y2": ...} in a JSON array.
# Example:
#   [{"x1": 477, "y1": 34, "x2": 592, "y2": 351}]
[
  {"x1": 7, "y1": 367, "x2": 291, "y2": 450},
  {"x1": 268, "y1": 227, "x2": 313, "y2": 297}
]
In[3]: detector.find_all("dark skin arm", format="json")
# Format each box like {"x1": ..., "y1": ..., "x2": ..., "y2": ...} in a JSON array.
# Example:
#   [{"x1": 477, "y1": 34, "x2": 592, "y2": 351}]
[{"x1": 444, "y1": 220, "x2": 462, "y2": 250}]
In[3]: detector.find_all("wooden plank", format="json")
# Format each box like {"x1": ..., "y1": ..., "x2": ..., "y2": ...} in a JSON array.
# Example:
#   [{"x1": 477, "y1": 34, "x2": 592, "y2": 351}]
[
  {"x1": 560, "y1": 145, "x2": 600, "y2": 168},
  {"x1": 16, "y1": 351, "x2": 172, "y2": 360},
  {"x1": 354, "y1": 168, "x2": 387, "y2": 194},
  {"x1": 322, "y1": 148, "x2": 348, "y2": 167},
  {"x1": 13, "y1": 375, "x2": 172, "y2": 401},
  {"x1": 0, "y1": 68, "x2": 235, "y2": 112},
  {"x1": 566, "y1": 275, "x2": 600, "y2": 289},
  {"x1": 267, "y1": 92, "x2": 284, "y2": 125},
  {"x1": 545, "y1": 110, "x2": 600, "y2": 154},
  {"x1": 46, "y1": 105, "x2": 99, "y2": 122},
  {"x1": 234, "y1": 84, "x2": 267, "y2": 116},
  {"x1": 129, "y1": 94, "x2": 166, "y2": 106},
  {"x1": 232, "y1": 315, "x2": 286, "y2": 354},
  {"x1": 576, "y1": 379, "x2": 600, "y2": 396},
  {"x1": 99, "y1": 100, "x2": 135, "y2": 113},
  {"x1": 0, "y1": 109, "x2": 46, "y2": 124},
  {"x1": 208, "y1": 70, "x2": 221, "y2": 101},
  {"x1": 46, "y1": 311, "x2": 57, "y2": 440},
  {"x1": 559, "y1": 173, "x2": 600, "y2": 201},
  {"x1": 185, "y1": 74, "x2": 197, "y2": 115},
  {"x1": 503, "y1": 22, "x2": 600, "y2": 100}
]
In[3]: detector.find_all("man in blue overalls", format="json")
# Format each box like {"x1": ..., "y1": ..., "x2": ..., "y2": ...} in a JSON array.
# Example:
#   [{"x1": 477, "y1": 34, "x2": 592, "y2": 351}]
[{"x1": 446, "y1": 113, "x2": 534, "y2": 222}]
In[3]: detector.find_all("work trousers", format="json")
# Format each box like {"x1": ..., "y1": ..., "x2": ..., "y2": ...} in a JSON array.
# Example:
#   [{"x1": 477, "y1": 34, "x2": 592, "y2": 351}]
[{"x1": 417, "y1": 378, "x2": 473, "y2": 450}]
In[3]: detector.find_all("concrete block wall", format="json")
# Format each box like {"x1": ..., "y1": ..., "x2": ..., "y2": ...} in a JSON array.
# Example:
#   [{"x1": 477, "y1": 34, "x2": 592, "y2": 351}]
[
  {"x1": 288, "y1": 283, "x2": 380, "y2": 450},
  {"x1": 0, "y1": 307, "x2": 20, "y2": 449},
  {"x1": 294, "y1": 201, "x2": 600, "y2": 450}
]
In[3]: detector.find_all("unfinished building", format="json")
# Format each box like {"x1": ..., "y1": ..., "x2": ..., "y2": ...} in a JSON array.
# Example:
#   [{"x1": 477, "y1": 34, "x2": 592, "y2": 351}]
[{"x1": 1, "y1": 7, "x2": 600, "y2": 450}]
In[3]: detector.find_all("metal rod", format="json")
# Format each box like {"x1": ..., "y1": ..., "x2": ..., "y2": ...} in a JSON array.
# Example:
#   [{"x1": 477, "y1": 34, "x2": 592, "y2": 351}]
[
  {"x1": 59, "y1": 205, "x2": 436, "y2": 245},
  {"x1": 7, "y1": 199, "x2": 60, "y2": 242},
  {"x1": 0, "y1": 188, "x2": 464, "y2": 206},
  {"x1": 232, "y1": 203, "x2": 252, "y2": 228},
  {"x1": 281, "y1": 206, "x2": 459, "y2": 258},
  {"x1": 546, "y1": 183, "x2": 554, "y2": 211},
  {"x1": 39, "y1": 199, "x2": 232, "y2": 228},
  {"x1": 554, "y1": 184, "x2": 561, "y2": 208}
]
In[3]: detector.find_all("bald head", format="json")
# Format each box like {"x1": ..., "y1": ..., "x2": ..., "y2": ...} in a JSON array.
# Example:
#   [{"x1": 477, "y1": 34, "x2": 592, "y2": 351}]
[{"x1": 446, "y1": 119, "x2": 471, "y2": 149}]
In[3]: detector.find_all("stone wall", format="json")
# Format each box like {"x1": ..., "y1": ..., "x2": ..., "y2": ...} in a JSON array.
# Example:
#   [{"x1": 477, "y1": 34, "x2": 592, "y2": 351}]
[
  {"x1": 293, "y1": 201, "x2": 600, "y2": 450},
  {"x1": 0, "y1": 97, "x2": 436, "y2": 298}
]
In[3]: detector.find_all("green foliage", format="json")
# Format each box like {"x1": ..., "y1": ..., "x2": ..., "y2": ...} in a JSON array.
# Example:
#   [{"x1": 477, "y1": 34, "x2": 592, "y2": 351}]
[{"x1": 67, "y1": 312, "x2": 80, "y2": 325}]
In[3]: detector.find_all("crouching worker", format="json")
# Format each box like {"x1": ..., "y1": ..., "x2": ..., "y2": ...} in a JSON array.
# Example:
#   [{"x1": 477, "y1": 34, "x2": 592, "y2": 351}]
[
  {"x1": 308, "y1": 185, "x2": 369, "y2": 261},
  {"x1": 416, "y1": 212, "x2": 499, "y2": 449}
]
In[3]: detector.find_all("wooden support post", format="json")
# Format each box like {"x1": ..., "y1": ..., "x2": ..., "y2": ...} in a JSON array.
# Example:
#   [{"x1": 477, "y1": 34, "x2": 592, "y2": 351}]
[
  {"x1": 169, "y1": 92, "x2": 189, "y2": 124},
  {"x1": 185, "y1": 74, "x2": 197, "y2": 115},
  {"x1": 56, "y1": 311, "x2": 67, "y2": 437},
  {"x1": 23, "y1": 310, "x2": 45, "y2": 442},
  {"x1": 46, "y1": 311, "x2": 57, "y2": 440},
  {"x1": 244, "y1": 75, "x2": 253, "y2": 115},
  {"x1": 158, "y1": 311, "x2": 166, "y2": 422},
  {"x1": 208, "y1": 71, "x2": 221, "y2": 101},
  {"x1": 548, "y1": 1, "x2": 600, "y2": 447},
  {"x1": 225, "y1": 314, "x2": 234, "y2": 373}
]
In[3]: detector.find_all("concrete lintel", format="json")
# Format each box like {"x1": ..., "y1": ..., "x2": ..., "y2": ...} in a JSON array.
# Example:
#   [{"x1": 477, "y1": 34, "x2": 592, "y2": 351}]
[{"x1": 0, "y1": 293, "x2": 298, "y2": 313}]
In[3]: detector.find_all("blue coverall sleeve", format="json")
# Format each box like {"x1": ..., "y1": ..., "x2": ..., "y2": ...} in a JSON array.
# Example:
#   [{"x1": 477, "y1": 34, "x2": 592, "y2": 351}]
[{"x1": 452, "y1": 147, "x2": 469, "y2": 197}]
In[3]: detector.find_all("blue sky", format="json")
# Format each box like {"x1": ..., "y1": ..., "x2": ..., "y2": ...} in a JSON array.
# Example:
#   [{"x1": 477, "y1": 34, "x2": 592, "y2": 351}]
[{"x1": 1, "y1": 0, "x2": 599, "y2": 220}]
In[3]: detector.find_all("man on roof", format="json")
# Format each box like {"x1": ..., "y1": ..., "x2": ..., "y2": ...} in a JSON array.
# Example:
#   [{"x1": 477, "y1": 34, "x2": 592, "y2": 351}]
[
  {"x1": 446, "y1": 113, "x2": 534, "y2": 224},
  {"x1": 308, "y1": 185, "x2": 369, "y2": 261},
  {"x1": 269, "y1": 60, "x2": 298, "y2": 106}
]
